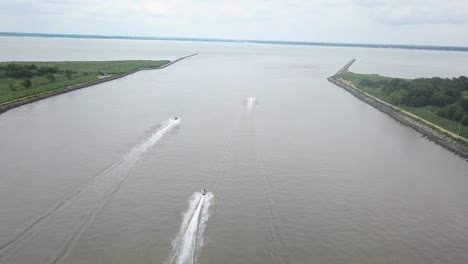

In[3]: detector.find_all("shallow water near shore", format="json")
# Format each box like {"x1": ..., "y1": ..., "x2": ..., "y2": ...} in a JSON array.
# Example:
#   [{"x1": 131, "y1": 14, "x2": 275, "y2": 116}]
[{"x1": 0, "y1": 37, "x2": 467, "y2": 264}]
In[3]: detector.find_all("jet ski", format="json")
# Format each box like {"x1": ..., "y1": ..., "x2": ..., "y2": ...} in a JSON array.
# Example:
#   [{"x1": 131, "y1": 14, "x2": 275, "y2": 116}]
[
  {"x1": 174, "y1": 117, "x2": 178, "y2": 120},
  {"x1": 202, "y1": 189, "x2": 207, "y2": 195}
]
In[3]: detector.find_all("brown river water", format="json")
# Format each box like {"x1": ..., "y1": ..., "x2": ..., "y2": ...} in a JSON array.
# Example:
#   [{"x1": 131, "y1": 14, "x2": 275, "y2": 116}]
[{"x1": 0, "y1": 37, "x2": 467, "y2": 264}]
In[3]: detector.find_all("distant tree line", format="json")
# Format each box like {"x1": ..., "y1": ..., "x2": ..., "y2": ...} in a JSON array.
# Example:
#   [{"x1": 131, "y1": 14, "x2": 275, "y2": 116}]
[
  {"x1": 0, "y1": 63, "x2": 76, "y2": 89},
  {"x1": 0, "y1": 64, "x2": 60, "y2": 78},
  {"x1": 359, "y1": 76, "x2": 468, "y2": 124}
]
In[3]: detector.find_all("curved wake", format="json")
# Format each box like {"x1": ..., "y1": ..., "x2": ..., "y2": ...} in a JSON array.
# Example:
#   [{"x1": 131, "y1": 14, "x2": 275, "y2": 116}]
[
  {"x1": 167, "y1": 192, "x2": 213, "y2": 264},
  {"x1": 0, "y1": 118, "x2": 180, "y2": 264}
]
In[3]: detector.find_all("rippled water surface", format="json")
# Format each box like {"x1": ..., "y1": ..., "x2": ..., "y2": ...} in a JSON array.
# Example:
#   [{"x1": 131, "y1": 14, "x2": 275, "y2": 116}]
[{"x1": 0, "y1": 37, "x2": 467, "y2": 264}]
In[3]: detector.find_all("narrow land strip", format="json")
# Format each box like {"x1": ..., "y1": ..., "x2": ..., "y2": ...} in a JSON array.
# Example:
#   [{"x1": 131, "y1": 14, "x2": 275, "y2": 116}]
[
  {"x1": 0, "y1": 53, "x2": 198, "y2": 115},
  {"x1": 328, "y1": 60, "x2": 468, "y2": 160}
]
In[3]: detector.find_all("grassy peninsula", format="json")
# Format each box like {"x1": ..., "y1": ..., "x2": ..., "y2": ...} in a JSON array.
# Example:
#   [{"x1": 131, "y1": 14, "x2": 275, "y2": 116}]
[
  {"x1": 334, "y1": 71, "x2": 468, "y2": 140},
  {"x1": 0, "y1": 60, "x2": 169, "y2": 104}
]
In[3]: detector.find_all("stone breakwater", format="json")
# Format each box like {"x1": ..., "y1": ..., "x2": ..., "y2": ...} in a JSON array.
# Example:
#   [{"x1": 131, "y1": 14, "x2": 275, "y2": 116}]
[
  {"x1": 336, "y1": 58, "x2": 356, "y2": 74},
  {"x1": 328, "y1": 72, "x2": 468, "y2": 160},
  {"x1": 0, "y1": 53, "x2": 198, "y2": 115}
]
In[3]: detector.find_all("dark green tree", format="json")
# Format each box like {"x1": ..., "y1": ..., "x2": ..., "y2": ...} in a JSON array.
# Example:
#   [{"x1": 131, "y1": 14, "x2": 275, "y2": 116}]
[
  {"x1": 359, "y1": 79, "x2": 376, "y2": 87},
  {"x1": 65, "y1": 70, "x2": 73, "y2": 79},
  {"x1": 430, "y1": 92, "x2": 448, "y2": 106},
  {"x1": 463, "y1": 115, "x2": 468, "y2": 125},
  {"x1": 8, "y1": 69, "x2": 33, "y2": 78},
  {"x1": 446, "y1": 104, "x2": 461, "y2": 118},
  {"x1": 47, "y1": 73, "x2": 56, "y2": 83},
  {"x1": 38, "y1": 66, "x2": 59, "y2": 75},
  {"x1": 23, "y1": 79, "x2": 32, "y2": 89},
  {"x1": 437, "y1": 108, "x2": 448, "y2": 118},
  {"x1": 9, "y1": 82, "x2": 16, "y2": 91},
  {"x1": 453, "y1": 108, "x2": 466, "y2": 121},
  {"x1": 460, "y1": 98, "x2": 468, "y2": 112},
  {"x1": 389, "y1": 89, "x2": 407, "y2": 105}
]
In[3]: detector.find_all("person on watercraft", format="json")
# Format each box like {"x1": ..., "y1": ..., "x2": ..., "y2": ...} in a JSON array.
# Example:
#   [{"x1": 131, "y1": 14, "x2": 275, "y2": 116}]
[
  {"x1": 175, "y1": 117, "x2": 178, "y2": 120},
  {"x1": 203, "y1": 189, "x2": 207, "y2": 195}
]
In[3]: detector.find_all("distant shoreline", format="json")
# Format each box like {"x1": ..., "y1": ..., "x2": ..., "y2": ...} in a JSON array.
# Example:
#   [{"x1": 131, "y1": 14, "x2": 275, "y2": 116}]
[{"x1": 1, "y1": 32, "x2": 468, "y2": 52}]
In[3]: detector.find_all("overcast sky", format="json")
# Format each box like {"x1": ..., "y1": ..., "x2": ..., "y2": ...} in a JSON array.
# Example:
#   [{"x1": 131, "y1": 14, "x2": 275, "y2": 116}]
[{"x1": 1, "y1": 0, "x2": 468, "y2": 46}]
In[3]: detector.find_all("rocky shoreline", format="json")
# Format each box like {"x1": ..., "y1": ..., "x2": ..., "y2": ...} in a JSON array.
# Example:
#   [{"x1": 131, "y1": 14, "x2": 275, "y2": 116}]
[
  {"x1": 328, "y1": 76, "x2": 468, "y2": 161},
  {"x1": 0, "y1": 53, "x2": 198, "y2": 115}
]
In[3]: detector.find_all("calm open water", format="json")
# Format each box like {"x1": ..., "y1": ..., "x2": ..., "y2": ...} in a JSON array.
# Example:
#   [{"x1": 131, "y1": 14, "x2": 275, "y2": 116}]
[{"x1": 0, "y1": 37, "x2": 467, "y2": 264}]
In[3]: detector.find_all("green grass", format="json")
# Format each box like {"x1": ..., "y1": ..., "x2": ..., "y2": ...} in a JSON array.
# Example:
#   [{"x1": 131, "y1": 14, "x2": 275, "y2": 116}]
[
  {"x1": 336, "y1": 71, "x2": 406, "y2": 109},
  {"x1": 0, "y1": 60, "x2": 169, "y2": 104},
  {"x1": 335, "y1": 71, "x2": 393, "y2": 84},
  {"x1": 402, "y1": 106, "x2": 468, "y2": 139},
  {"x1": 335, "y1": 71, "x2": 393, "y2": 100},
  {"x1": 336, "y1": 71, "x2": 468, "y2": 141}
]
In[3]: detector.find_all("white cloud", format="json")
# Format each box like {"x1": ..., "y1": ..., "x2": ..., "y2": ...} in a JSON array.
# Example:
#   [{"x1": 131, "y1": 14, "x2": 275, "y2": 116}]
[
  {"x1": 0, "y1": 0, "x2": 467, "y2": 46},
  {"x1": 355, "y1": 0, "x2": 467, "y2": 25}
]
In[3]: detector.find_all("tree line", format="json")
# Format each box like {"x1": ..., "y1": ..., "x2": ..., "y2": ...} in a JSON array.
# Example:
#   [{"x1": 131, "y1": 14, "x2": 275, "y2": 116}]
[
  {"x1": 0, "y1": 63, "x2": 75, "y2": 89},
  {"x1": 359, "y1": 76, "x2": 468, "y2": 124}
]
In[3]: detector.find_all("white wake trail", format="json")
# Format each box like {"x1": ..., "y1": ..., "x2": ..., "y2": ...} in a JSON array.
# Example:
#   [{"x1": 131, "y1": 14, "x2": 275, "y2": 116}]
[
  {"x1": 245, "y1": 97, "x2": 257, "y2": 112},
  {"x1": 124, "y1": 118, "x2": 181, "y2": 165},
  {"x1": 167, "y1": 192, "x2": 214, "y2": 264},
  {"x1": 0, "y1": 118, "x2": 180, "y2": 264}
]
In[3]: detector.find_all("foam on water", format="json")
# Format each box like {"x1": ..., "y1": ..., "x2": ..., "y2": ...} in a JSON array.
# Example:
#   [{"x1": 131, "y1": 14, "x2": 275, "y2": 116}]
[
  {"x1": 167, "y1": 192, "x2": 214, "y2": 264},
  {"x1": 245, "y1": 97, "x2": 257, "y2": 112}
]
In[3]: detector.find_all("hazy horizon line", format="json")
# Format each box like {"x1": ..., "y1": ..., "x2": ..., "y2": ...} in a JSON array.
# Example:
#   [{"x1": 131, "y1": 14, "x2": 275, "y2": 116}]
[{"x1": 1, "y1": 31, "x2": 467, "y2": 52}]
